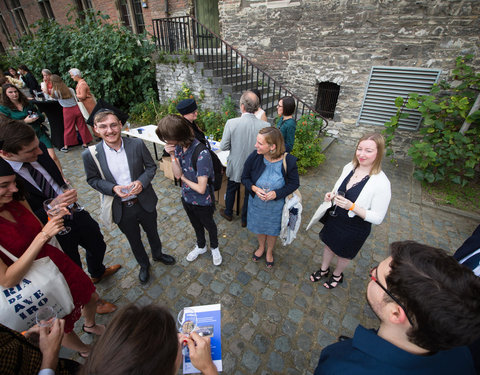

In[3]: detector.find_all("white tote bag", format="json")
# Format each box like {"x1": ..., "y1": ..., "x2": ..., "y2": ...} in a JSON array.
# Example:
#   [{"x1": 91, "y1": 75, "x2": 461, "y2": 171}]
[
  {"x1": 0, "y1": 245, "x2": 74, "y2": 332},
  {"x1": 88, "y1": 146, "x2": 115, "y2": 231}
]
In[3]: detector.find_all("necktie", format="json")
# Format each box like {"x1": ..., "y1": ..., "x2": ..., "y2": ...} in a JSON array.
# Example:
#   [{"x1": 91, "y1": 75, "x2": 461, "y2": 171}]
[
  {"x1": 23, "y1": 162, "x2": 57, "y2": 199},
  {"x1": 462, "y1": 251, "x2": 480, "y2": 271}
]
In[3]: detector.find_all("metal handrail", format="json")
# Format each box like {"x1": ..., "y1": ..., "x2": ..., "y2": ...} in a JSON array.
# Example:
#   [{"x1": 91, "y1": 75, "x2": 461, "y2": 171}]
[{"x1": 152, "y1": 15, "x2": 328, "y2": 128}]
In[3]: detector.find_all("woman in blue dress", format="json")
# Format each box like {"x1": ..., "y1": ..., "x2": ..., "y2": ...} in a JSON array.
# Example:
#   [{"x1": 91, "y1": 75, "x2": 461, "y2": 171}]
[
  {"x1": 276, "y1": 96, "x2": 296, "y2": 152},
  {"x1": 242, "y1": 127, "x2": 300, "y2": 268}
]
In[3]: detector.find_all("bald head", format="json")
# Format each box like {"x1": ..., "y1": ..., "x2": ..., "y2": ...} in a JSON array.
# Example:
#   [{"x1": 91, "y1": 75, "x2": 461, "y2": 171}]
[{"x1": 240, "y1": 91, "x2": 259, "y2": 114}]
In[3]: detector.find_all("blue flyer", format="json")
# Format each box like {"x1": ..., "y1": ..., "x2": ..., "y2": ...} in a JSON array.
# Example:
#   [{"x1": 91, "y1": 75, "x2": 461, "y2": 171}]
[{"x1": 183, "y1": 303, "x2": 222, "y2": 373}]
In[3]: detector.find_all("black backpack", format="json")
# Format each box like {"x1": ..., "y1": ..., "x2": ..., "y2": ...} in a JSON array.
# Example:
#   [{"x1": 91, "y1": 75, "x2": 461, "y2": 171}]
[{"x1": 191, "y1": 143, "x2": 224, "y2": 191}]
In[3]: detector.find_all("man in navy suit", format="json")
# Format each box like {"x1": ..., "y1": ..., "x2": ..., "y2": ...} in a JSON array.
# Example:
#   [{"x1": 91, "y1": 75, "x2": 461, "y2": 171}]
[
  {"x1": 0, "y1": 120, "x2": 119, "y2": 314},
  {"x1": 82, "y1": 110, "x2": 175, "y2": 284}
]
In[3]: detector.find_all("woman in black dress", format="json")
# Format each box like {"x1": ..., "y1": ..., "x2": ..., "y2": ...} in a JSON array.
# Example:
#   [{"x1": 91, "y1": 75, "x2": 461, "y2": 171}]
[{"x1": 308, "y1": 133, "x2": 391, "y2": 289}]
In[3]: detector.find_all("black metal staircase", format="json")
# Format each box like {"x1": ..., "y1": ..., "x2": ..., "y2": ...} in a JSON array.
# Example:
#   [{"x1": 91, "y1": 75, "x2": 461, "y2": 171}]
[{"x1": 152, "y1": 15, "x2": 328, "y2": 126}]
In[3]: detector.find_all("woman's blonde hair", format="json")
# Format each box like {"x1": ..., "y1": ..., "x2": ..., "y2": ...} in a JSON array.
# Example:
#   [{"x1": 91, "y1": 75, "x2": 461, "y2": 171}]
[
  {"x1": 259, "y1": 126, "x2": 285, "y2": 159},
  {"x1": 352, "y1": 132, "x2": 385, "y2": 175},
  {"x1": 50, "y1": 74, "x2": 72, "y2": 99}
]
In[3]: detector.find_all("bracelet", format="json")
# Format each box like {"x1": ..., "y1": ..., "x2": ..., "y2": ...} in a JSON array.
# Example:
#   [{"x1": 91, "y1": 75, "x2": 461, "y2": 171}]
[
  {"x1": 349, "y1": 203, "x2": 355, "y2": 211},
  {"x1": 40, "y1": 231, "x2": 51, "y2": 240}
]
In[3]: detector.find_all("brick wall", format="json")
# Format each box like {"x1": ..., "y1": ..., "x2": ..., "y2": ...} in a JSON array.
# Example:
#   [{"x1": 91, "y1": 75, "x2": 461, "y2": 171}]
[{"x1": 0, "y1": 0, "x2": 191, "y2": 50}]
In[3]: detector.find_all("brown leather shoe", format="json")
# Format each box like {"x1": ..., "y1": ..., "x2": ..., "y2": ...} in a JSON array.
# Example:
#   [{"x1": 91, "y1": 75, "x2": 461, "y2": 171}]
[
  {"x1": 96, "y1": 299, "x2": 117, "y2": 314},
  {"x1": 90, "y1": 264, "x2": 122, "y2": 284},
  {"x1": 219, "y1": 208, "x2": 233, "y2": 222}
]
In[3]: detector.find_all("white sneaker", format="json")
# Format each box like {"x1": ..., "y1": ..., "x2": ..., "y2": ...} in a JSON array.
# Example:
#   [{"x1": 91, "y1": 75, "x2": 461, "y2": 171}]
[
  {"x1": 211, "y1": 248, "x2": 222, "y2": 266},
  {"x1": 186, "y1": 245, "x2": 207, "y2": 262}
]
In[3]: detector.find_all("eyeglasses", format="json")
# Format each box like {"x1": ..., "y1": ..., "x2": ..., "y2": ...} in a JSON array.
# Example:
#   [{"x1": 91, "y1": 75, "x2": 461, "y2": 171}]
[{"x1": 369, "y1": 266, "x2": 414, "y2": 326}]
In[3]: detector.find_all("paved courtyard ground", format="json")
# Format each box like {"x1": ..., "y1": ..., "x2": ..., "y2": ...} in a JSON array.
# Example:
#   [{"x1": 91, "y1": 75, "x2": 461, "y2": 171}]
[{"x1": 57, "y1": 139, "x2": 478, "y2": 374}]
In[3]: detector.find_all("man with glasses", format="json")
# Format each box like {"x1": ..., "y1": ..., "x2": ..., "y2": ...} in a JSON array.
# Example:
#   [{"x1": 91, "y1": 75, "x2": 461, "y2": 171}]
[
  {"x1": 82, "y1": 110, "x2": 175, "y2": 284},
  {"x1": 314, "y1": 240, "x2": 480, "y2": 374}
]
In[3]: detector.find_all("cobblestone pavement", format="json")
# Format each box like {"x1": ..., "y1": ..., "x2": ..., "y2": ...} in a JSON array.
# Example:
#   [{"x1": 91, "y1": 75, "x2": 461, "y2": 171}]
[{"x1": 56, "y1": 139, "x2": 478, "y2": 374}]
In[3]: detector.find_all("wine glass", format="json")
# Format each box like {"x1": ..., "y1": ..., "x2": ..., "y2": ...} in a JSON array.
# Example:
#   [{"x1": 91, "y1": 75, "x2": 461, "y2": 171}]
[
  {"x1": 261, "y1": 182, "x2": 271, "y2": 204},
  {"x1": 329, "y1": 190, "x2": 346, "y2": 217},
  {"x1": 120, "y1": 182, "x2": 135, "y2": 195},
  {"x1": 61, "y1": 182, "x2": 84, "y2": 212},
  {"x1": 177, "y1": 307, "x2": 198, "y2": 355},
  {"x1": 43, "y1": 198, "x2": 71, "y2": 235},
  {"x1": 35, "y1": 306, "x2": 57, "y2": 328}
]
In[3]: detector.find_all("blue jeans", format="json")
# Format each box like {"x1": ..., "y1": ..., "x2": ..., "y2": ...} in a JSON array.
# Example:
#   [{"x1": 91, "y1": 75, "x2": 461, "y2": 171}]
[{"x1": 224, "y1": 179, "x2": 249, "y2": 223}]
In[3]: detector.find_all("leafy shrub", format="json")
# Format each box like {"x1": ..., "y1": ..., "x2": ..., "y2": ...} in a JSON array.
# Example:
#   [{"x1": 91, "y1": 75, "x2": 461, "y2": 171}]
[
  {"x1": 11, "y1": 10, "x2": 156, "y2": 111},
  {"x1": 291, "y1": 114, "x2": 326, "y2": 174},
  {"x1": 129, "y1": 84, "x2": 239, "y2": 140},
  {"x1": 383, "y1": 55, "x2": 480, "y2": 186}
]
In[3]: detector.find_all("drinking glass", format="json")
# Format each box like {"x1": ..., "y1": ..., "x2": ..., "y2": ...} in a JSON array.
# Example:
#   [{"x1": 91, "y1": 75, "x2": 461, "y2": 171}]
[
  {"x1": 35, "y1": 306, "x2": 57, "y2": 327},
  {"x1": 177, "y1": 307, "x2": 198, "y2": 355},
  {"x1": 261, "y1": 182, "x2": 271, "y2": 204},
  {"x1": 120, "y1": 183, "x2": 135, "y2": 195},
  {"x1": 43, "y1": 198, "x2": 71, "y2": 235},
  {"x1": 329, "y1": 190, "x2": 345, "y2": 217},
  {"x1": 61, "y1": 183, "x2": 84, "y2": 212}
]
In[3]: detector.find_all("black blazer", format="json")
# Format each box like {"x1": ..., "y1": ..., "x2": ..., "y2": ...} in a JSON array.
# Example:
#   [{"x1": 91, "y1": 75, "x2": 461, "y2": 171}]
[
  {"x1": 15, "y1": 142, "x2": 64, "y2": 223},
  {"x1": 241, "y1": 151, "x2": 300, "y2": 200},
  {"x1": 82, "y1": 137, "x2": 158, "y2": 224}
]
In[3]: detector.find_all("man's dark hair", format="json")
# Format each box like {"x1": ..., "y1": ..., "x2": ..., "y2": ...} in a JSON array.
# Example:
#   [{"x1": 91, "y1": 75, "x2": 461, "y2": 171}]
[
  {"x1": 81, "y1": 304, "x2": 178, "y2": 375},
  {"x1": 0, "y1": 119, "x2": 36, "y2": 154},
  {"x1": 156, "y1": 114, "x2": 194, "y2": 148},
  {"x1": 18, "y1": 64, "x2": 29, "y2": 72},
  {"x1": 280, "y1": 96, "x2": 296, "y2": 116},
  {"x1": 386, "y1": 240, "x2": 480, "y2": 352}
]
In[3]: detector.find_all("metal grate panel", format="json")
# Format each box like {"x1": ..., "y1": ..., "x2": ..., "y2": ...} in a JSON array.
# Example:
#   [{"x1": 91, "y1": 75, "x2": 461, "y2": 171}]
[{"x1": 357, "y1": 66, "x2": 441, "y2": 130}]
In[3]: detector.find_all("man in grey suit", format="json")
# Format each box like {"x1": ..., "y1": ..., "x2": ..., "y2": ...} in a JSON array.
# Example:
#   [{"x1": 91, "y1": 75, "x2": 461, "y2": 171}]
[
  {"x1": 82, "y1": 110, "x2": 175, "y2": 284},
  {"x1": 219, "y1": 91, "x2": 269, "y2": 226}
]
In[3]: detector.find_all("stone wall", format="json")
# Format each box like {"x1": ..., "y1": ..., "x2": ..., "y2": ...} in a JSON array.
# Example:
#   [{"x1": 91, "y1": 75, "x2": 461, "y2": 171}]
[
  {"x1": 156, "y1": 59, "x2": 228, "y2": 112},
  {"x1": 218, "y1": 0, "x2": 480, "y2": 153}
]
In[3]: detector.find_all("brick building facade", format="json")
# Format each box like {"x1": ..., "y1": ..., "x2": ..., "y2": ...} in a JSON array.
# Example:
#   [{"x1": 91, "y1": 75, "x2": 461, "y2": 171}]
[{"x1": 0, "y1": 0, "x2": 191, "y2": 52}]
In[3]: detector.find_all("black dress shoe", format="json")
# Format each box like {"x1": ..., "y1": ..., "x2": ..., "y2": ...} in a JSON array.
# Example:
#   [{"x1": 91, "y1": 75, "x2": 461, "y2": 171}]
[
  {"x1": 139, "y1": 267, "x2": 150, "y2": 284},
  {"x1": 153, "y1": 253, "x2": 176, "y2": 265}
]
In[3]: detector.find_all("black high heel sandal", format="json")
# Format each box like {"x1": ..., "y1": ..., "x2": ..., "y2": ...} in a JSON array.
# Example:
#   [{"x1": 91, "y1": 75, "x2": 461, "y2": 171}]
[
  {"x1": 310, "y1": 268, "x2": 330, "y2": 282},
  {"x1": 324, "y1": 273, "x2": 344, "y2": 289}
]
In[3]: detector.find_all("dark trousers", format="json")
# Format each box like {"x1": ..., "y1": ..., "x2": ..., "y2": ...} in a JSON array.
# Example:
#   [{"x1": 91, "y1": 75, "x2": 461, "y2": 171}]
[
  {"x1": 182, "y1": 199, "x2": 218, "y2": 249},
  {"x1": 117, "y1": 203, "x2": 162, "y2": 268},
  {"x1": 224, "y1": 179, "x2": 248, "y2": 222},
  {"x1": 56, "y1": 210, "x2": 106, "y2": 278}
]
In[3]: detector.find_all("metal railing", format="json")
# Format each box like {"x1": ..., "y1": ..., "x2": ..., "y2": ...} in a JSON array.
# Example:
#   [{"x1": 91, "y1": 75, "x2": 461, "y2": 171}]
[{"x1": 152, "y1": 15, "x2": 328, "y2": 127}]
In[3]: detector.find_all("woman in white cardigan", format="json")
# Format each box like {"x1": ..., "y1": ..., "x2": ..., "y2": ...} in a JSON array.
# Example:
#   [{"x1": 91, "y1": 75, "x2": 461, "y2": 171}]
[{"x1": 307, "y1": 133, "x2": 391, "y2": 289}]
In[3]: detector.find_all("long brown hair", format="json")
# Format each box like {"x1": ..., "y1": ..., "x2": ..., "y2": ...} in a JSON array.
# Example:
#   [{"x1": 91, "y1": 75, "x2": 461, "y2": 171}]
[
  {"x1": 1, "y1": 84, "x2": 29, "y2": 110},
  {"x1": 81, "y1": 304, "x2": 179, "y2": 375},
  {"x1": 50, "y1": 74, "x2": 72, "y2": 99},
  {"x1": 352, "y1": 132, "x2": 385, "y2": 175},
  {"x1": 156, "y1": 114, "x2": 194, "y2": 148}
]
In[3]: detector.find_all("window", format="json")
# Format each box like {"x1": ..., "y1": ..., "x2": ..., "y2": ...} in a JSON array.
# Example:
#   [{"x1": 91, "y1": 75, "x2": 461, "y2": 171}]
[
  {"x1": 0, "y1": 13, "x2": 13, "y2": 45},
  {"x1": 38, "y1": 0, "x2": 55, "y2": 20},
  {"x1": 75, "y1": 0, "x2": 93, "y2": 18},
  {"x1": 10, "y1": 0, "x2": 30, "y2": 35},
  {"x1": 132, "y1": 0, "x2": 145, "y2": 34},
  {"x1": 315, "y1": 82, "x2": 340, "y2": 119},
  {"x1": 118, "y1": 0, "x2": 145, "y2": 34},
  {"x1": 357, "y1": 66, "x2": 441, "y2": 130}
]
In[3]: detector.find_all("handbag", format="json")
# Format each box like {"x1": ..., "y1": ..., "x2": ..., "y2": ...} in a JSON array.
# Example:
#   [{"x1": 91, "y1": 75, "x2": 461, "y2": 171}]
[
  {"x1": 0, "y1": 244, "x2": 74, "y2": 332},
  {"x1": 88, "y1": 146, "x2": 115, "y2": 231},
  {"x1": 280, "y1": 153, "x2": 302, "y2": 245},
  {"x1": 70, "y1": 87, "x2": 91, "y2": 120}
]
